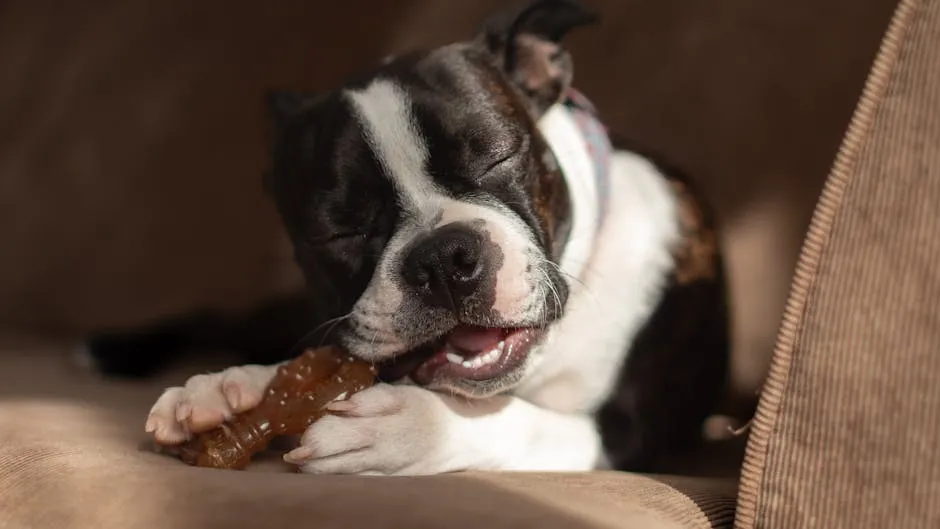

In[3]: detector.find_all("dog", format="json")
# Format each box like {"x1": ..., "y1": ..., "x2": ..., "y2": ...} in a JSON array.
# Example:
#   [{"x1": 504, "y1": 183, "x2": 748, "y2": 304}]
[{"x1": 84, "y1": 0, "x2": 729, "y2": 475}]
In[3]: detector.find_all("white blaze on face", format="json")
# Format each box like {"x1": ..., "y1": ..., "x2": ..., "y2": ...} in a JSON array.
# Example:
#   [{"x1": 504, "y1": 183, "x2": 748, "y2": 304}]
[
  {"x1": 342, "y1": 79, "x2": 543, "y2": 359},
  {"x1": 346, "y1": 80, "x2": 440, "y2": 215}
]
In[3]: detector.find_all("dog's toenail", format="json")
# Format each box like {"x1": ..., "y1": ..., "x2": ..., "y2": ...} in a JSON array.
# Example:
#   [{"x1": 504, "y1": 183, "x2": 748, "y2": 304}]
[
  {"x1": 283, "y1": 446, "x2": 315, "y2": 464},
  {"x1": 144, "y1": 414, "x2": 158, "y2": 433},
  {"x1": 175, "y1": 402, "x2": 192, "y2": 423},
  {"x1": 223, "y1": 383, "x2": 242, "y2": 410}
]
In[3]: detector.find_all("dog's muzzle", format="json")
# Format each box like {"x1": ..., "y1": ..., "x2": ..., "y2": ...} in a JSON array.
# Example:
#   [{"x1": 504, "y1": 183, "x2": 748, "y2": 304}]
[{"x1": 400, "y1": 222, "x2": 494, "y2": 315}]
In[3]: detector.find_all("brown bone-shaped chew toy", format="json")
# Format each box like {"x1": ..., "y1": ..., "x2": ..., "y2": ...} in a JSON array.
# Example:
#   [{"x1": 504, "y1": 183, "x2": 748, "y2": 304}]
[{"x1": 172, "y1": 346, "x2": 377, "y2": 470}]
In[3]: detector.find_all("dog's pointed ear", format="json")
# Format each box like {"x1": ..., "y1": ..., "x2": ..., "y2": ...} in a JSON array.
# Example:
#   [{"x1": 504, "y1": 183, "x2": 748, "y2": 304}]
[
  {"x1": 266, "y1": 90, "x2": 318, "y2": 132},
  {"x1": 262, "y1": 90, "x2": 325, "y2": 195},
  {"x1": 476, "y1": 0, "x2": 597, "y2": 115}
]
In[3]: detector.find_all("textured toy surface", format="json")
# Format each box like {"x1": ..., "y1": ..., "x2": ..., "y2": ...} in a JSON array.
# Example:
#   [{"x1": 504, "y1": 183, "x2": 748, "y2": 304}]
[{"x1": 174, "y1": 346, "x2": 377, "y2": 470}]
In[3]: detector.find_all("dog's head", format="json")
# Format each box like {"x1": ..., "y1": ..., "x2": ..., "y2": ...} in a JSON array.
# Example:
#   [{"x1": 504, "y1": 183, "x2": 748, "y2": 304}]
[{"x1": 264, "y1": 0, "x2": 597, "y2": 397}]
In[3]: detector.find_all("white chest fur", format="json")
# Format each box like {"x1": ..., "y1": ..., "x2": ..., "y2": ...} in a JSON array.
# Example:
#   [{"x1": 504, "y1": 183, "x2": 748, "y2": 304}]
[
  {"x1": 516, "y1": 104, "x2": 683, "y2": 415},
  {"x1": 536, "y1": 104, "x2": 600, "y2": 282}
]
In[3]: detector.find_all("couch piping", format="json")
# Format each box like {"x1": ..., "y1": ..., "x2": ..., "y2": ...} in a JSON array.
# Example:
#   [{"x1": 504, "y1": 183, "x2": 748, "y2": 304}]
[{"x1": 731, "y1": 0, "x2": 923, "y2": 526}]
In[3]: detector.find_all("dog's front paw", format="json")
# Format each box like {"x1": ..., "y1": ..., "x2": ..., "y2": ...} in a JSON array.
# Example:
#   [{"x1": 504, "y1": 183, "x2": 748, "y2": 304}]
[
  {"x1": 145, "y1": 364, "x2": 277, "y2": 444},
  {"x1": 283, "y1": 384, "x2": 458, "y2": 476}
]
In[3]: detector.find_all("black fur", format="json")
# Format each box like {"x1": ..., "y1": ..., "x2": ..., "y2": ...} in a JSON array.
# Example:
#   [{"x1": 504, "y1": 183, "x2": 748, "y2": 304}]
[
  {"x1": 85, "y1": 295, "x2": 313, "y2": 377},
  {"x1": 595, "y1": 138, "x2": 729, "y2": 471}
]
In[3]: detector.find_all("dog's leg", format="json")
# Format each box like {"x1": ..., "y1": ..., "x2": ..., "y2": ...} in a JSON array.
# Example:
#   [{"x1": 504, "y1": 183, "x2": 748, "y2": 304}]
[
  {"x1": 81, "y1": 294, "x2": 315, "y2": 378},
  {"x1": 284, "y1": 384, "x2": 603, "y2": 475}
]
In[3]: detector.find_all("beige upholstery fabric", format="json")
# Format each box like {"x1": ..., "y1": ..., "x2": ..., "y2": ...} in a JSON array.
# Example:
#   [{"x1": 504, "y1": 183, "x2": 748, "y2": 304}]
[
  {"x1": 0, "y1": 343, "x2": 737, "y2": 529},
  {"x1": 736, "y1": 0, "x2": 940, "y2": 526}
]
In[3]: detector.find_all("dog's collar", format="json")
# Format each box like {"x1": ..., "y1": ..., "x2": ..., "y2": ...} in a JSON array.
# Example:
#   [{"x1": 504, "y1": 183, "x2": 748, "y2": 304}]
[
  {"x1": 536, "y1": 88, "x2": 612, "y2": 280},
  {"x1": 561, "y1": 88, "x2": 613, "y2": 231}
]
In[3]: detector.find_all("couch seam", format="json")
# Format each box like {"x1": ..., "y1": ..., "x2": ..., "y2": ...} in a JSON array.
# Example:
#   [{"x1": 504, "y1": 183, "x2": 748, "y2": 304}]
[{"x1": 731, "y1": 0, "x2": 924, "y2": 527}]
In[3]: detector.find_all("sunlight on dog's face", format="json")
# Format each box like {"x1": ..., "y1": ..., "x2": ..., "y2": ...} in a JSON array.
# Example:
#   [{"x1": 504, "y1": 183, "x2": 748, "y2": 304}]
[{"x1": 265, "y1": 48, "x2": 572, "y2": 398}]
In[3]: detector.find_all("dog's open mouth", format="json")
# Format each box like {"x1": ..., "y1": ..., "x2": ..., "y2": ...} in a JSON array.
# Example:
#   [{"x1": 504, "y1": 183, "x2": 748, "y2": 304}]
[{"x1": 379, "y1": 325, "x2": 543, "y2": 385}]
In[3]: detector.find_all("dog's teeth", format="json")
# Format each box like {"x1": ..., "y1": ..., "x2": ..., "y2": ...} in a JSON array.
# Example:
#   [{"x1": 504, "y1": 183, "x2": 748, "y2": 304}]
[
  {"x1": 446, "y1": 352, "x2": 464, "y2": 364},
  {"x1": 482, "y1": 341, "x2": 506, "y2": 365},
  {"x1": 463, "y1": 354, "x2": 482, "y2": 369},
  {"x1": 450, "y1": 340, "x2": 509, "y2": 370}
]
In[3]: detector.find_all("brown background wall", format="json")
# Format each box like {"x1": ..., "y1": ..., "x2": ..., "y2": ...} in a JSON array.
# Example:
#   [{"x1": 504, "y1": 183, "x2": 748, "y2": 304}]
[{"x1": 0, "y1": 0, "x2": 896, "y2": 404}]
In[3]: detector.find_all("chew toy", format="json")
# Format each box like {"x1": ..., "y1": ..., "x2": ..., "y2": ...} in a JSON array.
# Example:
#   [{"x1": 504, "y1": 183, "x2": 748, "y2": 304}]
[{"x1": 173, "y1": 346, "x2": 376, "y2": 470}]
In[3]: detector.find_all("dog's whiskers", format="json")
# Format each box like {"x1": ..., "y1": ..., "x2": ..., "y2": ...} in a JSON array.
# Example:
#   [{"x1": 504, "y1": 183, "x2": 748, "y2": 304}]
[
  {"x1": 284, "y1": 312, "x2": 353, "y2": 355},
  {"x1": 536, "y1": 257, "x2": 600, "y2": 312},
  {"x1": 546, "y1": 260, "x2": 585, "y2": 287},
  {"x1": 312, "y1": 313, "x2": 354, "y2": 348},
  {"x1": 532, "y1": 268, "x2": 562, "y2": 331},
  {"x1": 543, "y1": 268, "x2": 564, "y2": 320},
  {"x1": 537, "y1": 257, "x2": 589, "y2": 290}
]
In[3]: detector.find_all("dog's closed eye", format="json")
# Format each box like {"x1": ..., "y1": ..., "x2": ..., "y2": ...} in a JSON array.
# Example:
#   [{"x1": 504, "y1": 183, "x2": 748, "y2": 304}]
[
  {"x1": 475, "y1": 154, "x2": 514, "y2": 181},
  {"x1": 478, "y1": 134, "x2": 530, "y2": 180},
  {"x1": 307, "y1": 231, "x2": 370, "y2": 247}
]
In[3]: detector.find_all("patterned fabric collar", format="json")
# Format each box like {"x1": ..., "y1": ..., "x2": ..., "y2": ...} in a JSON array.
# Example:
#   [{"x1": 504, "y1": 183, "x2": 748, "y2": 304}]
[{"x1": 561, "y1": 87, "x2": 613, "y2": 231}]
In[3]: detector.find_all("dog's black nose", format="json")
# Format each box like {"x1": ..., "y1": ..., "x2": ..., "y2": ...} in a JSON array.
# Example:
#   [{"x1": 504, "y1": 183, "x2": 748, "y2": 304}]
[{"x1": 402, "y1": 223, "x2": 487, "y2": 311}]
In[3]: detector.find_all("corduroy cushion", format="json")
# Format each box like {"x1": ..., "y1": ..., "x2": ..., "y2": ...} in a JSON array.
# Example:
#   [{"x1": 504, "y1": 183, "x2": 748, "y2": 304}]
[
  {"x1": 0, "y1": 343, "x2": 737, "y2": 529},
  {"x1": 736, "y1": 0, "x2": 940, "y2": 527}
]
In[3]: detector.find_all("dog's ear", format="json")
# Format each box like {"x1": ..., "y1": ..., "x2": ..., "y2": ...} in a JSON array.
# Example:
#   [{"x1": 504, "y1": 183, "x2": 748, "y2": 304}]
[
  {"x1": 266, "y1": 90, "x2": 317, "y2": 132},
  {"x1": 262, "y1": 90, "x2": 325, "y2": 195},
  {"x1": 476, "y1": 0, "x2": 597, "y2": 115}
]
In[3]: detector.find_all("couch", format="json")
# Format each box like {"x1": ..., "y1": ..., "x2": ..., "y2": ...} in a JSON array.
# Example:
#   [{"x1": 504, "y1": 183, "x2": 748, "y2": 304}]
[{"x1": 2, "y1": 0, "x2": 938, "y2": 527}]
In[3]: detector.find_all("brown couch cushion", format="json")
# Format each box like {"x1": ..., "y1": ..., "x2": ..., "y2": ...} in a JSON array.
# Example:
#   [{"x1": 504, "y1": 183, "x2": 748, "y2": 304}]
[
  {"x1": 736, "y1": 0, "x2": 940, "y2": 526},
  {"x1": 0, "y1": 341, "x2": 737, "y2": 529}
]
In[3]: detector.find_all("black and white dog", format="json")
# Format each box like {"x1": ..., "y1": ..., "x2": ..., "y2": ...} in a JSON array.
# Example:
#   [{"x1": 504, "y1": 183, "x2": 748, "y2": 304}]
[{"x1": 87, "y1": 0, "x2": 728, "y2": 474}]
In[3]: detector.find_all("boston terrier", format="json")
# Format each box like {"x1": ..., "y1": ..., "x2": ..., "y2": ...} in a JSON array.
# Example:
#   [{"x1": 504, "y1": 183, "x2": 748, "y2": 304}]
[{"x1": 85, "y1": 0, "x2": 728, "y2": 474}]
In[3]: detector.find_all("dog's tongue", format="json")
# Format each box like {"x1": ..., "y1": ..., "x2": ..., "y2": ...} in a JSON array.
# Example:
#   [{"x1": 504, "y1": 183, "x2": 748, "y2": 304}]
[{"x1": 447, "y1": 326, "x2": 503, "y2": 354}]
